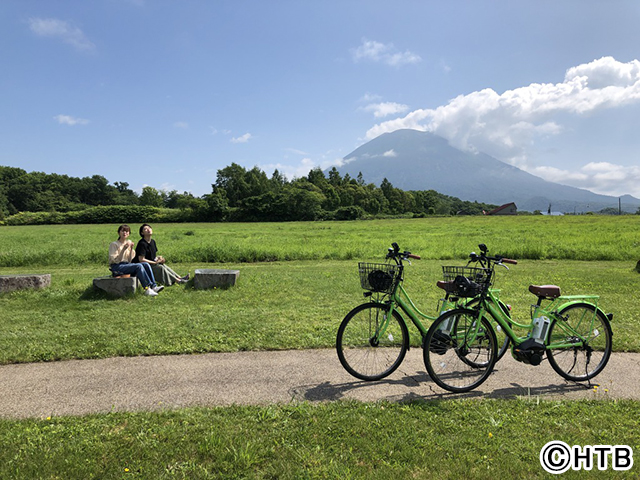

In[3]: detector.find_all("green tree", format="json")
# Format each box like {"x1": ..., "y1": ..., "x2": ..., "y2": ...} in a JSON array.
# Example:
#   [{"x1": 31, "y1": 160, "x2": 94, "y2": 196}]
[
  {"x1": 213, "y1": 163, "x2": 270, "y2": 207},
  {"x1": 270, "y1": 169, "x2": 287, "y2": 191},
  {"x1": 114, "y1": 182, "x2": 139, "y2": 205},
  {"x1": 139, "y1": 186, "x2": 164, "y2": 207},
  {"x1": 328, "y1": 167, "x2": 342, "y2": 187}
]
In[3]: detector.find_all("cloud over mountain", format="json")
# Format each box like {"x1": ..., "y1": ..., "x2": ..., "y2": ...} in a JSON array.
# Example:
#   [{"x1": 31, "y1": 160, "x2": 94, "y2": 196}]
[{"x1": 365, "y1": 57, "x2": 640, "y2": 197}]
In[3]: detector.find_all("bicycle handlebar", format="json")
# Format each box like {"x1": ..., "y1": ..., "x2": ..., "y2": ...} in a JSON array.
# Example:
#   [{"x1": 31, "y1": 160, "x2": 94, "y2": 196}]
[
  {"x1": 386, "y1": 242, "x2": 420, "y2": 262},
  {"x1": 469, "y1": 245, "x2": 517, "y2": 268}
]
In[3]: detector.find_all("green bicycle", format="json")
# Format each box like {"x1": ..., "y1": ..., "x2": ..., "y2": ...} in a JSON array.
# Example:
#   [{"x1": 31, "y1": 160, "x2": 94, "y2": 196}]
[
  {"x1": 336, "y1": 242, "x2": 512, "y2": 381},
  {"x1": 423, "y1": 244, "x2": 614, "y2": 393}
]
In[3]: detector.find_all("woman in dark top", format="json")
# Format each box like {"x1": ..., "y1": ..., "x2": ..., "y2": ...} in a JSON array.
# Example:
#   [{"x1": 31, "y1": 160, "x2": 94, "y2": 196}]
[{"x1": 135, "y1": 224, "x2": 189, "y2": 286}]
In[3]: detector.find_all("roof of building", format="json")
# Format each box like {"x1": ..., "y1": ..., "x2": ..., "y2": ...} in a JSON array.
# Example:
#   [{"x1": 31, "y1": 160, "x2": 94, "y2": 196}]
[{"x1": 486, "y1": 202, "x2": 517, "y2": 215}]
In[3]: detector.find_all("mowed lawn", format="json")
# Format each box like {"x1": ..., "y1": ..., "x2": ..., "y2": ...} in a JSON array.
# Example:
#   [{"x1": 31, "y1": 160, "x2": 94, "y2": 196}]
[{"x1": 1, "y1": 217, "x2": 639, "y2": 363}]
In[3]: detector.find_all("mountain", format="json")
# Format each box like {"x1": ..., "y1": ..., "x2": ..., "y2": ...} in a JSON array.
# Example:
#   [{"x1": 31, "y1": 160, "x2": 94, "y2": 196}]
[{"x1": 337, "y1": 129, "x2": 640, "y2": 213}]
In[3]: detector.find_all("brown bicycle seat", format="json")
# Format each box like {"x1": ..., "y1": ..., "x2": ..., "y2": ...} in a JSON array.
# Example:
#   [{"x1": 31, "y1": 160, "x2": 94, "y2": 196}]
[
  {"x1": 436, "y1": 280, "x2": 456, "y2": 293},
  {"x1": 529, "y1": 285, "x2": 561, "y2": 298}
]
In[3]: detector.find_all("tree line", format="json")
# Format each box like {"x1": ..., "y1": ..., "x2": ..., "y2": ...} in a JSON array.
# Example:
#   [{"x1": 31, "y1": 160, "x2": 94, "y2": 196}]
[{"x1": 0, "y1": 164, "x2": 498, "y2": 224}]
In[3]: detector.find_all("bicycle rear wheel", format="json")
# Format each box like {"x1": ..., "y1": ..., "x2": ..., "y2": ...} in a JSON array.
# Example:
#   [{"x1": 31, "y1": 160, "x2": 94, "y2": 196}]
[
  {"x1": 336, "y1": 303, "x2": 409, "y2": 381},
  {"x1": 423, "y1": 308, "x2": 497, "y2": 393},
  {"x1": 547, "y1": 303, "x2": 612, "y2": 382}
]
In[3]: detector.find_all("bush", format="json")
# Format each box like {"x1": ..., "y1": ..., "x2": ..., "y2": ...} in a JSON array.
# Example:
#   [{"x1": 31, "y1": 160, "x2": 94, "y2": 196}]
[
  {"x1": 331, "y1": 206, "x2": 365, "y2": 221},
  {"x1": 5, "y1": 211, "x2": 68, "y2": 225},
  {"x1": 4, "y1": 206, "x2": 189, "y2": 226}
]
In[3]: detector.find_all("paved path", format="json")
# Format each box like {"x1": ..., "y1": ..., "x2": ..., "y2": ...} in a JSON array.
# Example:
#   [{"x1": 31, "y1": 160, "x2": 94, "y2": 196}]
[{"x1": 0, "y1": 350, "x2": 638, "y2": 419}]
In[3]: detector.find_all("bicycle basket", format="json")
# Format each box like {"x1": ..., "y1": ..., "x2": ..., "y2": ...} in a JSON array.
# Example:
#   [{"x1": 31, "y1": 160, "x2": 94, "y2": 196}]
[
  {"x1": 441, "y1": 266, "x2": 492, "y2": 297},
  {"x1": 358, "y1": 262, "x2": 401, "y2": 294}
]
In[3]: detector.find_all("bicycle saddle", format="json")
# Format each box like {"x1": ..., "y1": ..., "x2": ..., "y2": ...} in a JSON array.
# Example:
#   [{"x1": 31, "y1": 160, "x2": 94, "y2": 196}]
[
  {"x1": 529, "y1": 285, "x2": 561, "y2": 298},
  {"x1": 436, "y1": 280, "x2": 455, "y2": 292}
]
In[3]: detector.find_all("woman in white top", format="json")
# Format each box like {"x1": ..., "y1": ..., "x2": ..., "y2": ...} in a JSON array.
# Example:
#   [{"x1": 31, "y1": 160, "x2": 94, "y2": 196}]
[{"x1": 108, "y1": 224, "x2": 163, "y2": 296}]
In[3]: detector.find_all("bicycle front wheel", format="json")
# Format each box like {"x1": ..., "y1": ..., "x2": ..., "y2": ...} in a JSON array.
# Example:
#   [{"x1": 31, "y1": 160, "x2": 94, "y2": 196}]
[
  {"x1": 336, "y1": 303, "x2": 409, "y2": 381},
  {"x1": 423, "y1": 308, "x2": 497, "y2": 393},
  {"x1": 464, "y1": 297, "x2": 512, "y2": 361},
  {"x1": 547, "y1": 303, "x2": 612, "y2": 382}
]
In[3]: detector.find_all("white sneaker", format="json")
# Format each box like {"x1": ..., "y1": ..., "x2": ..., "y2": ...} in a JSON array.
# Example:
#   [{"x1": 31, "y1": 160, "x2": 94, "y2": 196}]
[
  {"x1": 144, "y1": 288, "x2": 158, "y2": 296},
  {"x1": 153, "y1": 285, "x2": 164, "y2": 293}
]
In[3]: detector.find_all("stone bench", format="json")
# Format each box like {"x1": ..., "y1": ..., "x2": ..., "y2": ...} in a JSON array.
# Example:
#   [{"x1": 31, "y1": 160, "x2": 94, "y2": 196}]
[
  {"x1": 93, "y1": 275, "x2": 139, "y2": 297},
  {"x1": 193, "y1": 269, "x2": 240, "y2": 290},
  {"x1": 0, "y1": 274, "x2": 51, "y2": 293}
]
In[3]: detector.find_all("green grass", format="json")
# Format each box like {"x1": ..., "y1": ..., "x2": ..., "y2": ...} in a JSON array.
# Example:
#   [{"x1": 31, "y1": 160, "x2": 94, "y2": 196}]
[
  {"x1": 1, "y1": 215, "x2": 640, "y2": 267},
  {"x1": 0, "y1": 259, "x2": 638, "y2": 364},
  {"x1": 1, "y1": 219, "x2": 639, "y2": 477},
  {"x1": 0, "y1": 399, "x2": 638, "y2": 479}
]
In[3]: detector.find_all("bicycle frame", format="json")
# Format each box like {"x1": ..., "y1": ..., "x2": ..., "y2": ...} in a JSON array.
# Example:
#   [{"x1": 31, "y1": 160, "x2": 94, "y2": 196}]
[
  {"x1": 473, "y1": 289, "x2": 605, "y2": 349},
  {"x1": 387, "y1": 282, "x2": 448, "y2": 339},
  {"x1": 372, "y1": 278, "x2": 493, "y2": 348}
]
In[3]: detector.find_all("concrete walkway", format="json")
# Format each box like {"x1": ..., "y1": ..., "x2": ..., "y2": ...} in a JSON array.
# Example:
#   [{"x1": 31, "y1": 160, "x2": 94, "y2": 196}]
[{"x1": 0, "y1": 350, "x2": 638, "y2": 419}]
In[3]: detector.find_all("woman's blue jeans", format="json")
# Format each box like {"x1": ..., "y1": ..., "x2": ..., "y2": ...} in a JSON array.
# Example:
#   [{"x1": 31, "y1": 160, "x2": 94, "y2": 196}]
[{"x1": 109, "y1": 262, "x2": 157, "y2": 289}]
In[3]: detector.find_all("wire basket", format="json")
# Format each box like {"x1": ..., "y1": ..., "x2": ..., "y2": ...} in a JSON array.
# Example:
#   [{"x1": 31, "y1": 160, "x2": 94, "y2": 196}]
[
  {"x1": 441, "y1": 266, "x2": 493, "y2": 297},
  {"x1": 358, "y1": 262, "x2": 402, "y2": 294}
]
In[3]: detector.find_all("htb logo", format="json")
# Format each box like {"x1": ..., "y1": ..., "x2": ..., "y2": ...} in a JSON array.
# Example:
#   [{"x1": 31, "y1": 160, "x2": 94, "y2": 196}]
[{"x1": 540, "y1": 441, "x2": 634, "y2": 474}]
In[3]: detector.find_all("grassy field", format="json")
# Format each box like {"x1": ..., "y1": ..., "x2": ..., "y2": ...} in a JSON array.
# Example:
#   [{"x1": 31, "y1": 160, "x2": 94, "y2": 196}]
[
  {"x1": 1, "y1": 215, "x2": 639, "y2": 267},
  {"x1": 0, "y1": 400, "x2": 638, "y2": 479},
  {"x1": 0, "y1": 258, "x2": 638, "y2": 364},
  {"x1": 1, "y1": 218, "x2": 639, "y2": 478}
]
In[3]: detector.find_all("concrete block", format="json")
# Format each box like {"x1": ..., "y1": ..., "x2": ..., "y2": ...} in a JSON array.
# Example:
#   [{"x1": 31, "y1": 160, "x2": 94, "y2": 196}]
[
  {"x1": 93, "y1": 276, "x2": 139, "y2": 297},
  {"x1": 193, "y1": 269, "x2": 240, "y2": 290},
  {"x1": 0, "y1": 274, "x2": 51, "y2": 293}
]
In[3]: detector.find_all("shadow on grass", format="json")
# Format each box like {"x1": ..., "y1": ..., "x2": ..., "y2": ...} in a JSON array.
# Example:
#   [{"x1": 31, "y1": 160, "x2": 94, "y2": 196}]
[
  {"x1": 78, "y1": 285, "x2": 137, "y2": 301},
  {"x1": 78, "y1": 279, "x2": 208, "y2": 300}
]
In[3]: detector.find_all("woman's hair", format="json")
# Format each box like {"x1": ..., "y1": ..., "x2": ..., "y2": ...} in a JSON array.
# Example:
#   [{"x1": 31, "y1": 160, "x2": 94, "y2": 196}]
[
  {"x1": 117, "y1": 224, "x2": 131, "y2": 236},
  {"x1": 139, "y1": 223, "x2": 152, "y2": 237}
]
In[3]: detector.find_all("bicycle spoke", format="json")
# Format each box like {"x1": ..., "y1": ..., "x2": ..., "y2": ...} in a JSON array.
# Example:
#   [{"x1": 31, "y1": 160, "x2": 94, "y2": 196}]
[
  {"x1": 424, "y1": 309, "x2": 497, "y2": 393},
  {"x1": 547, "y1": 304, "x2": 612, "y2": 382},
  {"x1": 337, "y1": 303, "x2": 408, "y2": 381}
]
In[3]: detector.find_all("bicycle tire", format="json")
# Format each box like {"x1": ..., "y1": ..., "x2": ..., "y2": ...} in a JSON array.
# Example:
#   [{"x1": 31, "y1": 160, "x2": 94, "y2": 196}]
[
  {"x1": 336, "y1": 303, "x2": 409, "y2": 381},
  {"x1": 423, "y1": 308, "x2": 497, "y2": 393},
  {"x1": 547, "y1": 303, "x2": 612, "y2": 382}
]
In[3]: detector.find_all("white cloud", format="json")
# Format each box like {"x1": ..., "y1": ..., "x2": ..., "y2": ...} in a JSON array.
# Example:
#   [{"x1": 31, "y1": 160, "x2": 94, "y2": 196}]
[
  {"x1": 285, "y1": 148, "x2": 310, "y2": 156},
  {"x1": 364, "y1": 56, "x2": 640, "y2": 195},
  {"x1": 28, "y1": 18, "x2": 95, "y2": 52},
  {"x1": 54, "y1": 114, "x2": 89, "y2": 126},
  {"x1": 260, "y1": 154, "x2": 345, "y2": 180},
  {"x1": 383, "y1": 149, "x2": 397, "y2": 157},
  {"x1": 351, "y1": 39, "x2": 421, "y2": 67},
  {"x1": 361, "y1": 93, "x2": 383, "y2": 103},
  {"x1": 363, "y1": 102, "x2": 410, "y2": 118},
  {"x1": 231, "y1": 133, "x2": 252, "y2": 144},
  {"x1": 173, "y1": 121, "x2": 189, "y2": 129},
  {"x1": 532, "y1": 162, "x2": 640, "y2": 197}
]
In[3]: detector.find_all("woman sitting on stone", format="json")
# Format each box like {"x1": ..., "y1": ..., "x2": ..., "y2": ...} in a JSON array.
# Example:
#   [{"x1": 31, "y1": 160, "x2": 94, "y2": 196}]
[
  {"x1": 108, "y1": 224, "x2": 163, "y2": 296},
  {"x1": 135, "y1": 223, "x2": 189, "y2": 286}
]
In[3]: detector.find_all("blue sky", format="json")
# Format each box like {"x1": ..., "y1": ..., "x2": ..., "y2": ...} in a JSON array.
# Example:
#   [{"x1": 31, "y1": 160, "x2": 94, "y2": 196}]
[{"x1": 3, "y1": 1, "x2": 640, "y2": 198}]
